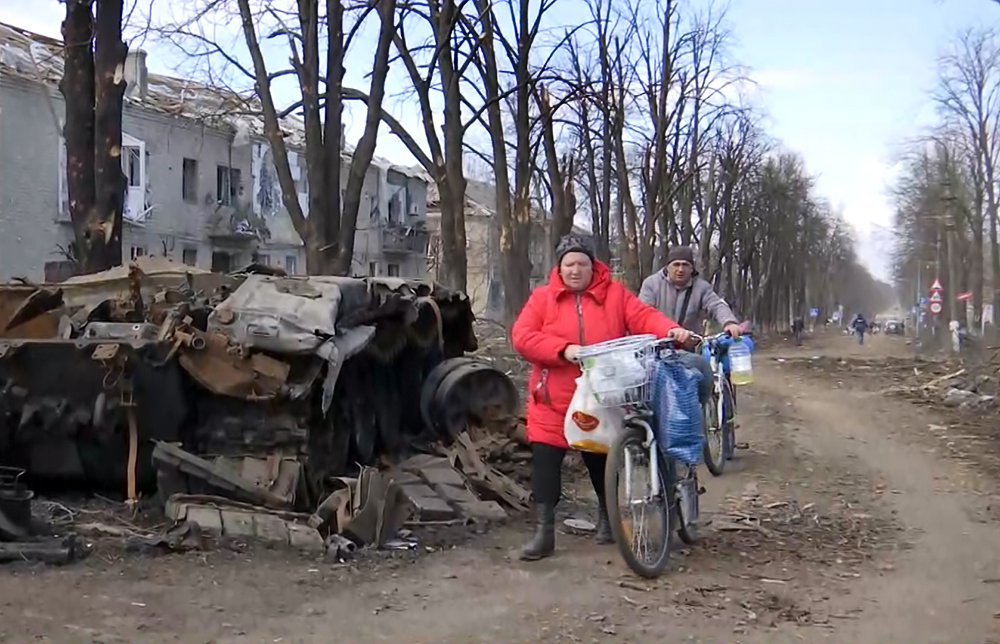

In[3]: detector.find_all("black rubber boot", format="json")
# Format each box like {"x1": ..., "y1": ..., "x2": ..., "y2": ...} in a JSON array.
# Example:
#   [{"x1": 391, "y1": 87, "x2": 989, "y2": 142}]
[
  {"x1": 520, "y1": 503, "x2": 556, "y2": 561},
  {"x1": 595, "y1": 498, "x2": 613, "y2": 544}
]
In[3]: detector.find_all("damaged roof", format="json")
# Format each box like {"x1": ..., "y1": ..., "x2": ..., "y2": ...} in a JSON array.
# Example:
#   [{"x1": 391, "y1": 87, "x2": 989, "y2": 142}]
[{"x1": 0, "y1": 20, "x2": 424, "y2": 179}]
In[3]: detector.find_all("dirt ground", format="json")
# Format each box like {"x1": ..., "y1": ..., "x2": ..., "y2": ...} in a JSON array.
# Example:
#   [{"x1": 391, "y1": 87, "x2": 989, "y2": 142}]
[{"x1": 3, "y1": 331, "x2": 1000, "y2": 644}]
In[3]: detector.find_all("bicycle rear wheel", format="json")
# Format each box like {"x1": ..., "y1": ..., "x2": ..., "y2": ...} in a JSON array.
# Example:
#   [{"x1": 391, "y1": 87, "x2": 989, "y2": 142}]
[
  {"x1": 605, "y1": 423, "x2": 672, "y2": 578},
  {"x1": 721, "y1": 377, "x2": 736, "y2": 461}
]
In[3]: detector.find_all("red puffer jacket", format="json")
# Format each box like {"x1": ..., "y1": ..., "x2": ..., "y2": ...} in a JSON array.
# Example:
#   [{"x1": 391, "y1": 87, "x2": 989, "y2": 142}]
[{"x1": 511, "y1": 260, "x2": 680, "y2": 448}]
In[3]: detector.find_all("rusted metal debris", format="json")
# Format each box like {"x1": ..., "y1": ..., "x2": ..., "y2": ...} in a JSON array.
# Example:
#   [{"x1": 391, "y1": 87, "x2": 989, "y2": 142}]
[{"x1": 0, "y1": 257, "x2": 525, "y2": 556}]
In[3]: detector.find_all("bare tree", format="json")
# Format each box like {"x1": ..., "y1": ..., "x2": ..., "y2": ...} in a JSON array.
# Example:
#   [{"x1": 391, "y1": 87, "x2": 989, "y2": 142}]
[
  {"x1": 149, "y1": 0, "x2": 396, "y2": 275},
  {"x1": 344, "y1": 0, "x2": 475, "y2": 290},
  {"x1": 60, "y1": 0, "x2": 129, "y2": 273},
  {"x1": 933, "y1": 28, "x2": 1000, "y2": 321},
  {"x1": 455, "y1": 0, "x2": 567, "y2": 321}
]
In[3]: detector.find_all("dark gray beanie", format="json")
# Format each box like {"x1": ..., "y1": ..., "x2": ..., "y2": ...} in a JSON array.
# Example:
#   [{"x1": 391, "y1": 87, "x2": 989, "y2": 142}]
[
  {"x1": 555, "y1": 233, "x2": 596, "y2": 263},
  {"x1": 665, "y1": 246, "x2": 695, "y2": 266}
]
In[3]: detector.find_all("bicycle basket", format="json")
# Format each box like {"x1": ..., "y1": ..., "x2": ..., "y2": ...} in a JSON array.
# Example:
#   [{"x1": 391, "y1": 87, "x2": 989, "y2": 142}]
[{"x1": 576, "y1": 334, "x2": 657, "y2": 406}]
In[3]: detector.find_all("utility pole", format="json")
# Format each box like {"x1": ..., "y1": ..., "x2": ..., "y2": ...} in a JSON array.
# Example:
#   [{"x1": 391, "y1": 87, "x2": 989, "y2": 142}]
[
  {"x1": 947, "y1": 223, "x2": 958, "y2": 323},
  {"x1": 935, "y1": 229, "x2": 943, "y2": 338}
]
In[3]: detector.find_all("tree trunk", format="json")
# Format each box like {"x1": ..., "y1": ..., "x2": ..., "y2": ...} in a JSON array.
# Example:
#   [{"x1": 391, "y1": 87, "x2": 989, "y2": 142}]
[
  {"x1": 236, "y1": 0, "x2": 312, "y2": 271},
  {"x1": 324, "y1": 0, "x2": 344, "y2": 275},
  {"x1": 538, "y1": 86, "x2": 574, "y2": 246},
  {"x1": 474, "y1": 0, "x2": 517, "y2": 319},
  {"x1": 501, "y1": 0, "x2": 535, "y2": 323},
  {"x1": 91, "y1": 0, "x2": 127, "y2": 271},
  {"x1": 335, "y1": 0, "x2": 396, "y2": 276},
  {"x1": 60, "y1": 0, "x2": 96, "y2": 272}
]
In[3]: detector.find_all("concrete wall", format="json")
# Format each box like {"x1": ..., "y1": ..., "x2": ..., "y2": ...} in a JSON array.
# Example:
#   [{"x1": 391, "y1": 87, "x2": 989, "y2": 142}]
[{"x1": 0, "y1": 75, "x2": 67, "y2": 281}]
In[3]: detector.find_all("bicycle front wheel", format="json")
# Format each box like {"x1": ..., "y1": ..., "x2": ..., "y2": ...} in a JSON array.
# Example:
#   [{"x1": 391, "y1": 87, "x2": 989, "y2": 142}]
[
  {"x1": 703, "y1": 392, "x2": 726, "y2": 476},
  {"x1": 605, "y1": 424, "x2": 672, "y2": 578}
]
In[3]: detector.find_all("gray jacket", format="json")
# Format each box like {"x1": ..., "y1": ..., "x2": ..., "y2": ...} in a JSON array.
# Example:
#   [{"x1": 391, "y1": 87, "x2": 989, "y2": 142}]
[{"x1": 638, "y1": 270, "x2": 738, "y2": 332}]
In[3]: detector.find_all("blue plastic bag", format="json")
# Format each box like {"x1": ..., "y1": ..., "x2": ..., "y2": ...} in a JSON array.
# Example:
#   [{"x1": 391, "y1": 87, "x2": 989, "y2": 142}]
[{"x1": 651, "y1": 354, "x2": 704, "y2": 465}]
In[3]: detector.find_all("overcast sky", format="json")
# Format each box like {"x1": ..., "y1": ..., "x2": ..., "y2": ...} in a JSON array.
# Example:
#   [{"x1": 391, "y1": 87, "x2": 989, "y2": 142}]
[{"x1": 0, "y1": 0, "x2": 997, "y2": 280}]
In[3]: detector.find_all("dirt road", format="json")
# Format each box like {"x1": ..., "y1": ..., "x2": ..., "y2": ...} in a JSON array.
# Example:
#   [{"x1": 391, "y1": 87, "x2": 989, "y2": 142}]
[{"x1": 2, "y1": 332, "x2": 999, "y2": 644}]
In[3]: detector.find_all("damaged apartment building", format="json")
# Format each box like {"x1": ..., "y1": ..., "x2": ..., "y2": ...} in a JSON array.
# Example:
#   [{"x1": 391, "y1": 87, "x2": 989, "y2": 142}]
[{"x1": 0, "y1": 22, "x2": 430, "y2": 283}]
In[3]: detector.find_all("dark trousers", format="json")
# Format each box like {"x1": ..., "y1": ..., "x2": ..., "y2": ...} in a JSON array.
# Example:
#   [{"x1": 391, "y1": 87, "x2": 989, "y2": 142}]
[
  {"x1": 678, "y1": 350, "x2": 713, "y2": 404},
  {"x1": 531, "y1": 442, "x2": 606, "y2": 506}
]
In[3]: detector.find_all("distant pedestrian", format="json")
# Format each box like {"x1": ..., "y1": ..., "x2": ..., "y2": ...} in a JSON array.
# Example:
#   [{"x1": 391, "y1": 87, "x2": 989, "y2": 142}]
[
  {"x1": 852, "y1": 314, "x2": 868, "y2": 345},
  {"x1": 792, "y1": 317, "x2": 805, "y2": 346}
]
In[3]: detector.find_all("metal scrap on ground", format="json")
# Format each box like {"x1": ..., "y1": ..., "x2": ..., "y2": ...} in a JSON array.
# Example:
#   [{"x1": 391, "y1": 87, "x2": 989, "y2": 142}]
[{"x1": 0, "y1": 258, "x2": 525, "y2": 560}]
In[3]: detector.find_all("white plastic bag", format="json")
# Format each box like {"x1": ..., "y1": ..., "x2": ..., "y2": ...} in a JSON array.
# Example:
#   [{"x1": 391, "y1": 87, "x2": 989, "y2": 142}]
[
  {"x1": 581, "y1": 351, "x2": 647, "y2": 406},
  {"x1": 563, "y1": 375, "x2": 626, "y2": 454}
]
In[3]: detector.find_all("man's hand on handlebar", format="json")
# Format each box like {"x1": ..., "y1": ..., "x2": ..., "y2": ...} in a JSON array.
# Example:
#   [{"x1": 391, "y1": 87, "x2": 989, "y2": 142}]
[{"x1": 724, "y1": 322, "x2": 742, "y2": 338}]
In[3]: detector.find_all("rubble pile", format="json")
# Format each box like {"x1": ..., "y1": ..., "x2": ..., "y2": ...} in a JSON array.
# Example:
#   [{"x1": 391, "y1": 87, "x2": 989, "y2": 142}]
[
  {"x1": 472, "y1": 320, "x2": 531, "y2": 394},
  {"x1": 0, "y1": 258, "x2": 526, "y2": 562}
]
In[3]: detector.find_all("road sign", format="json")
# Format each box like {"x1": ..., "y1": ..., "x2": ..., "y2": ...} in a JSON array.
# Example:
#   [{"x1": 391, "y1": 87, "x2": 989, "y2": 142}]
[
  {"x1": 809, "y1": 308, "x2": 819, "y2": 318},
  {"x1": 931, "y1": 278, "x2": 943, "y2": 291},
  {"x1": 930, "y1": 302, "x2": 943, "y2": 314},
  {"x1": 919, "y1": 296, "x2": 929, "y2": 305},
  {"x1": 930, "y1": 291, "x2": 943, "y2": 303},
  {"x1": 957, "y1": 291, "x2": 973, "y2": 301}
]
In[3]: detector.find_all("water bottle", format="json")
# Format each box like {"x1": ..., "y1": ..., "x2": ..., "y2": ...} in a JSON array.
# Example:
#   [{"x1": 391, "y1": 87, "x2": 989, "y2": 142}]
[{"x1": 729, "y1": 339, "x2": 753, "y2": 386}]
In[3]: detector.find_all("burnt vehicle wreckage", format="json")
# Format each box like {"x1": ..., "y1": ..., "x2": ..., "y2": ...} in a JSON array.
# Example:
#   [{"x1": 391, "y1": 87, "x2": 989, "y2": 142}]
[{"x1": 0, "y1": 258, "x2": 522, "y2": 561}]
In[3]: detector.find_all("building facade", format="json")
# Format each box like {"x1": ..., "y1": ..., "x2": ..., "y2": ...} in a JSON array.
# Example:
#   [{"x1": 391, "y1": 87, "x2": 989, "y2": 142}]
[{"x1": 0, "y1": 22, "x2": 428, "y2": 283}]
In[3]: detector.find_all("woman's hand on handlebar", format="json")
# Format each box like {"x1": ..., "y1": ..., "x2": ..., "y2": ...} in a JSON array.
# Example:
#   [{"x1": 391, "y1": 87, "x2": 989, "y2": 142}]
[{"x1": 665, "y1": 327, "x2": 694, "y2": 346}]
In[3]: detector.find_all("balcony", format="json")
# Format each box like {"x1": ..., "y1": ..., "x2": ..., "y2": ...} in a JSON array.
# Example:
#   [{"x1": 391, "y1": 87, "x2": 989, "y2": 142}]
[{"x1": 382, "y1": 222, "x2": 429, "y2": 254}]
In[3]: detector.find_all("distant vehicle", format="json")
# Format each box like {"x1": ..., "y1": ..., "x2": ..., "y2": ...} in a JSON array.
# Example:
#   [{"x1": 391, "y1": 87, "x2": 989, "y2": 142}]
[{"x1": 883, "y1": 319, "x2": 904, "y2": 335}]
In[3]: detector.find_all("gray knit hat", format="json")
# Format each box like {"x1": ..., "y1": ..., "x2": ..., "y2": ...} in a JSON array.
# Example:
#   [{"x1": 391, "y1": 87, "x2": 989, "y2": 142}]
[
  {"x1": 555, "y1": 233, "x2": 596, "y2": 263},
  {"x1": 665, "y1": 246, "x2": 695, "y2": 266}
]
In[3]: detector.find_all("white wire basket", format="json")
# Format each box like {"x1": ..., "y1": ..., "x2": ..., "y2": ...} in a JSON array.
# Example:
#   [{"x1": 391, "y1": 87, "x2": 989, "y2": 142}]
[{"x1": 577, "y1": 334, "x2": 658, "y2": 407}]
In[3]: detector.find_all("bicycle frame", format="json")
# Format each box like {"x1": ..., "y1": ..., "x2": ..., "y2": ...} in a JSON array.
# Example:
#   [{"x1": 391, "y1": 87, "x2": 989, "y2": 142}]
[
  {"x1": 697, "y1": 333, "x2": 732, "y2": 429},
  {"x1": 622, "y1": 415, "x2": 661, "y2": 500},
  {"x1": 618, "y1": 336, "x2": 682, "y2": 500}
]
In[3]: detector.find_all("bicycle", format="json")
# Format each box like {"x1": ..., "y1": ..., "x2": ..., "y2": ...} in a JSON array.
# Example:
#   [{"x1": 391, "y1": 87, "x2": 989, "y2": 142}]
[
  {"x1": 697, "y1": 331, "x2": 753, "y2": 477},
  {"x1": 576, "y1": 335, "x2": 703, "y2": 579}
]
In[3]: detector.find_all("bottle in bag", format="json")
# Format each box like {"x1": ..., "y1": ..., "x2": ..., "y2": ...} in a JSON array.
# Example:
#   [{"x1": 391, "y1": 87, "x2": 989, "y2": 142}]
[{"x1": 728, "y1": 339, "x2": 753, "y2": 385}]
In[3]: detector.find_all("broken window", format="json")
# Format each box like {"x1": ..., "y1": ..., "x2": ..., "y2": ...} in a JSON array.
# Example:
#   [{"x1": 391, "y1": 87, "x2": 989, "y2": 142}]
[
  {"x1": 124, "y1": 146, "x2": 142, "y2": 187},
  {"x1": 182, "y1": 247, "x2": 197, "y2": 266},
  {"x1": 217, "y1": 165, "x2": 240, "y2": 206},
  {"x1": 388, "y1": 192, "x2": 401, "y2": 223},
  {"x1": 182, "y1": 158, "x2": 198, "y2": 203},
  {"x1": 211, "y1": 251, "x2": 232, "y2": 273},
  {"x1": 387, "y1": 263, "x2": 400, "y2": 277}
]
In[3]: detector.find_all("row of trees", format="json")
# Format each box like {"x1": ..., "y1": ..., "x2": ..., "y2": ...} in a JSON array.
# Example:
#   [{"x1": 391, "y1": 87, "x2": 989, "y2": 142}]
[
  {"x1": 63, "y1": 0, "x2": 888, "y2": 325},
  {"x1": 891, "y1": 26, "x2": 1000, "y2": 327}
]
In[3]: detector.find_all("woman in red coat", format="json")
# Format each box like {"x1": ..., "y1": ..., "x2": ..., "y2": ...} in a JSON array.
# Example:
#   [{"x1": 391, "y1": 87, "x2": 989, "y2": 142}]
[{"x1": 511, "y1": 234, "x2": 690, "y2": 560}]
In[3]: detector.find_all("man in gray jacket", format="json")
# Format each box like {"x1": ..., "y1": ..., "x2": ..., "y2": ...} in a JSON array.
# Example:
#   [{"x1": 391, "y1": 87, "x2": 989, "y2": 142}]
[
  {"x1": 639, "y1": 247, "x2": 741, "y2": 336},
  {"x1": 639, "y1": 246, "x2": 741, "y2": 402}
]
